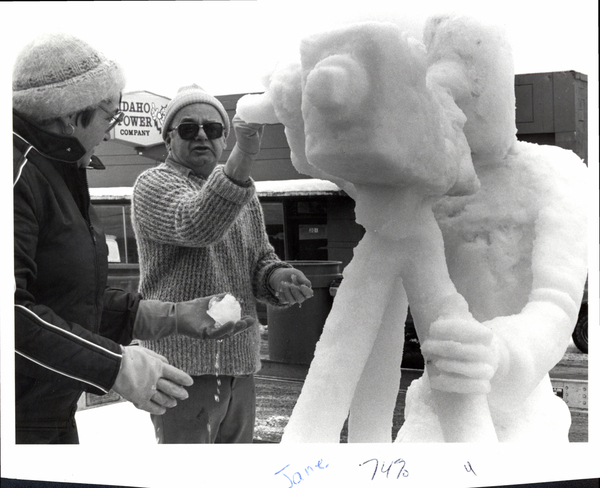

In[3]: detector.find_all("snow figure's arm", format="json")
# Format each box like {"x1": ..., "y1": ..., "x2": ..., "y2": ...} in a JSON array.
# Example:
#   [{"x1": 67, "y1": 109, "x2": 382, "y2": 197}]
[
  {"x1": 347, "y1": 278, "x2": 407, "y2": 443},
  {"x1": 400, "y1": 212, "x2": 498, "y2": 442},
  {"x1": 282, "y1": 233, "x2": 401, "y2": 442},
  {"x1": 237, "y1": 59, "x2": 357, "y2": 197},
  {"x1": 486, "y1": 150, "x2": 589, "y2": 408},
  {"x1": 237, "y1": 59, "x2": 303, "y2": 126}
]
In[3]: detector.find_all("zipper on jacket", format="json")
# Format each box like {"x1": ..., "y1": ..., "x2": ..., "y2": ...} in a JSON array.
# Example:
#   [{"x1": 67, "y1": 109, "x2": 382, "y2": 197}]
[{"x1": 82, "y1": 169, "x2": 103, "y2": 333}]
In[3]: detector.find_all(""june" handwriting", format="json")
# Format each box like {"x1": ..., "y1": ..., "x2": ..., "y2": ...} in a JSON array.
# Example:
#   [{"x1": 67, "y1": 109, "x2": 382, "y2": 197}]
[{"x1": 275, "y1": 459, "x2": 329, "y2": 487}]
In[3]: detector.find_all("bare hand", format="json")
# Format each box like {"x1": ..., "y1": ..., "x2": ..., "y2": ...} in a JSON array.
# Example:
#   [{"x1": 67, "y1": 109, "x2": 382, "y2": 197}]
[{"x1": 269, "y1": 268, "x2": 314, "y2": 305}]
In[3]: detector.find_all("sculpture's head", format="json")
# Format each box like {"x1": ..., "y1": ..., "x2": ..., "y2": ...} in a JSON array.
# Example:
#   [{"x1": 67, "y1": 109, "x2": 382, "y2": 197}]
[{"x1": 424, "y1": 14, "x2": 517, "y2": 163}]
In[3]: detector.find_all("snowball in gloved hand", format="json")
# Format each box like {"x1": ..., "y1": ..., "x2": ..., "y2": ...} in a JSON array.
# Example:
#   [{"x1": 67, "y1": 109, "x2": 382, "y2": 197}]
[{"x1": 207, "y1": 293, "x2": 242, "y2": 327}]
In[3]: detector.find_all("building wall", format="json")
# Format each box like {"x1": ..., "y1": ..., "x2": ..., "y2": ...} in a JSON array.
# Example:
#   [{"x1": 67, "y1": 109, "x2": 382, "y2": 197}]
[
  {"x1": 515, "y1": 71, "x2": 588, "y2": 164},
  {"x1": 89, "y1": 72, "x2": 588, "y2": 272},
  {"x1": 88, "y1": 94, "x2": 304, "y2": 188},
  {"x1": 89, "y1": 141, "x2": 163, "y2": 188},
  {"x1": 90, "y1": 71, "x2": 588, "y2": 189},
  {"x1": 326, "y1": 196, "x2": 365, "y2": 268}
]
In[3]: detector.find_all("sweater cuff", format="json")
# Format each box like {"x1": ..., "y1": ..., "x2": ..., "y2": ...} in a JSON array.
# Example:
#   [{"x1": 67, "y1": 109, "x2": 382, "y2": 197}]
[
  {"x1": 260, "y1": 262, "x2": 294, "y2": 306},
  {"x1": 208, "y1": 165, "x2": 255, "y2": 204}
]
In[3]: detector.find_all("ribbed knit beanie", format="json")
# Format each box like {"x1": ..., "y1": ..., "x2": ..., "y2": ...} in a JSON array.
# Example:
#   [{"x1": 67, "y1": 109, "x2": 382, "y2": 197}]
[
  {"x1": 162, "y1": 84, "x2": 230, "y2": 141},
  {"x1": 12, "y1": 32, "x2": 126, "y2": 122}
]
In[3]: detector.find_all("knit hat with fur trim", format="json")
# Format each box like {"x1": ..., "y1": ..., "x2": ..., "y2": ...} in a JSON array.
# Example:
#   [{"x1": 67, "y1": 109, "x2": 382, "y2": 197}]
[
  {"x1": 162, "y1": 84, "x2": 230, "y2": 141},
  {"x1": 12, "y1": 33, "x2": 126, "y2": 122}
]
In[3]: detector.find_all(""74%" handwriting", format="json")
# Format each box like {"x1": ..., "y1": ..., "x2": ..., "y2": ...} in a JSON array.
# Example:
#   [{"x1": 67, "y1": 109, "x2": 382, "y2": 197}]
[{"x1": 359, "y1": 458, "x2": 409, "y2": 481}]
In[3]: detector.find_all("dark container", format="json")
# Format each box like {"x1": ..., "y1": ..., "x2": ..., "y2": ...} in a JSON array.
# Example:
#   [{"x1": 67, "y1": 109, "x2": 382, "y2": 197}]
[{"x1": 267, "y1": 260, "x2": 342, "y2": 365}]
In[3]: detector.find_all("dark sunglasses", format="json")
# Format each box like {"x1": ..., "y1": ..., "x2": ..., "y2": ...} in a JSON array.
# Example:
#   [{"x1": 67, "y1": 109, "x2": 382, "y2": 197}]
[{"x1": 170, "y1": 122, "x2": 224, "y2": 140}]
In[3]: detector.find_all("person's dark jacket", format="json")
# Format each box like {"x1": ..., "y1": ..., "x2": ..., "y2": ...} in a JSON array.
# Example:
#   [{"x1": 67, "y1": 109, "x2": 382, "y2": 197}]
[{"x1": 13, "y1": 110, "x2": 140, "y2": 427}]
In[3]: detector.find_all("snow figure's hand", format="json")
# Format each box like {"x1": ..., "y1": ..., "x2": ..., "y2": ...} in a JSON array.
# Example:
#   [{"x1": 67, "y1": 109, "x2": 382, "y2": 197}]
[
  {"x1": 232, "y1": 114, "x2": 265, "y2": 156},
  {"x1": 269, "y1": 267, "x2": 314, "y2": 305},
  {"x1": 482, "y1": 303, "x2": 576, "y2": 409},
  {"x1": 421, "y1": 318, "x2": 499, "y2": 394}
]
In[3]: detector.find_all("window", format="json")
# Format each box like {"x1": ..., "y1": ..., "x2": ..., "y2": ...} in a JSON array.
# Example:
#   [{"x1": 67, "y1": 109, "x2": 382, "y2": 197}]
[
  {"x1": 285, "y1": 198, "x2": 328, "y2": 261},
  {"x1": 261, "y1": 201, "x2": 286, "y2": 259},
  {"x1": 93, "y1": 204, "x2": 138, "y2": 264}
]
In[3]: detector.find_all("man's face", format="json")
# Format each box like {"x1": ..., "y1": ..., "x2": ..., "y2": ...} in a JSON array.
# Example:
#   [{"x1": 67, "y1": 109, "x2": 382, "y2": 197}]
[{"x1": 167, "y1": 103, "x2": 226, "y2": 178}]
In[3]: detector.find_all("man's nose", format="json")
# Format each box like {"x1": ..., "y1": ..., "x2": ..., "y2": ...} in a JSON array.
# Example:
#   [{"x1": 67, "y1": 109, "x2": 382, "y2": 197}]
[
  {"x1": 194, "y1": 126, "x2": 208, "y2": 140},
  {"x1": 103, "y1": 131, "x2": 112, "y2": 142}
]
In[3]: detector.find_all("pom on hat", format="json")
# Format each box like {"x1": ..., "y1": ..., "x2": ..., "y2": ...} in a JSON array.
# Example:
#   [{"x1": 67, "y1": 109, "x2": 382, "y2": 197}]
[
  {"x1": 12, "y1": 33, "x2": 126, "y2": 122},
  {"x1": 162, "y1": 84, "x2": 230, "y2": 141}
]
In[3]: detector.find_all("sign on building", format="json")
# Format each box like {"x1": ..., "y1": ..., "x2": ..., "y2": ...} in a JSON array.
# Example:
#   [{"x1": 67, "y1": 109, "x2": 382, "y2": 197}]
[{"x1": 111, "y1": 91, "x2": 170, "y2": 147}]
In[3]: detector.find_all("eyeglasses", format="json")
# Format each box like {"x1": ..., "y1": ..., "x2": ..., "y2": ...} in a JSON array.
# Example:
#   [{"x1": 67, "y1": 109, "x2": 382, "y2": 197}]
[
  {"x1": 97, "y1": 104, "x2": 125, "y2": 131},
  {"x1": 169, "y1": 122, "x2": 224, "y2": 140}
]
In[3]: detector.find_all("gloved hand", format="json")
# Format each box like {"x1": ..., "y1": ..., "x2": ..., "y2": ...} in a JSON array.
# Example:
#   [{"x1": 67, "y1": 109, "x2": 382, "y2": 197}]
[
  {"x1": 112, "y1": 345, "x2": 193, "y2": 415},
  {"x1": 233, "y1": 114, "x2": 265, "y2": 156},
  {"x1": 269, "y1": 267, "x2": 314, "y2": 305},
  {"x1": 134, "y1": 295, "x2": 256, "y2": 341}
]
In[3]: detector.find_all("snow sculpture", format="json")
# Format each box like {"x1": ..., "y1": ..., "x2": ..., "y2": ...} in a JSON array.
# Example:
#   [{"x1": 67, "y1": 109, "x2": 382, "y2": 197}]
[
  {"x1": 237, "y1": 14, "x2": 588, "y2": 443},
  {"x1": 397, "y1": 14, "x2": 589, "y2": 443}
]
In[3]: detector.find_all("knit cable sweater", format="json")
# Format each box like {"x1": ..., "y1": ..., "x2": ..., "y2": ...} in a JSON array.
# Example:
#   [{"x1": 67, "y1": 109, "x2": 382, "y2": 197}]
[{"x1": 132, "y1": 159, "x2": 290, "y2": 376}]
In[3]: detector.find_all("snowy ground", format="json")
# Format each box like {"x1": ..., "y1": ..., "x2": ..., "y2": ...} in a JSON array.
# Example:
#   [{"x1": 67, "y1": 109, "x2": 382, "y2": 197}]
[
  {"x1": 76, "y1": 401, "x2": 156, "y2": 446},
  {"x1": 76, "y1": 339, "x2": 587, "y2": 444}
]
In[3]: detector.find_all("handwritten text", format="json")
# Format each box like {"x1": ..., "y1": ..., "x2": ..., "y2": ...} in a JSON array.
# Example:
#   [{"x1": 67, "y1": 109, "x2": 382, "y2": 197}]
[
  {"x1": 359, "y1": 458, "x2": 409, "y2": 481},
  {"x1": 275, "y1": 459, "x2": 329, "y2": 487}
]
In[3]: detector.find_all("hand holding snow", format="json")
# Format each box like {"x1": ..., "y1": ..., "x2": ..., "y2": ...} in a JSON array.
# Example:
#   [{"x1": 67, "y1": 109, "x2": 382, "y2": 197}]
[
  {"x1": 236, "y1": 93, "x2": 279, "y2": 125},
  {"x1": 207, "y1": 294, "x2": 241, "y2": 326},
  {"x1": 269, "y1": 268, "x2": 314, "y2": 305},
  {"x1": 232, "y1": 115, "x2": 265, "y2": 156}
]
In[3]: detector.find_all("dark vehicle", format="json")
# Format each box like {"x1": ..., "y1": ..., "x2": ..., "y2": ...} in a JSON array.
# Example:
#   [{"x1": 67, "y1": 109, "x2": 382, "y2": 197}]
[{"x1": 572, "y1": 280, "x2": 588, "y2": 354}]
